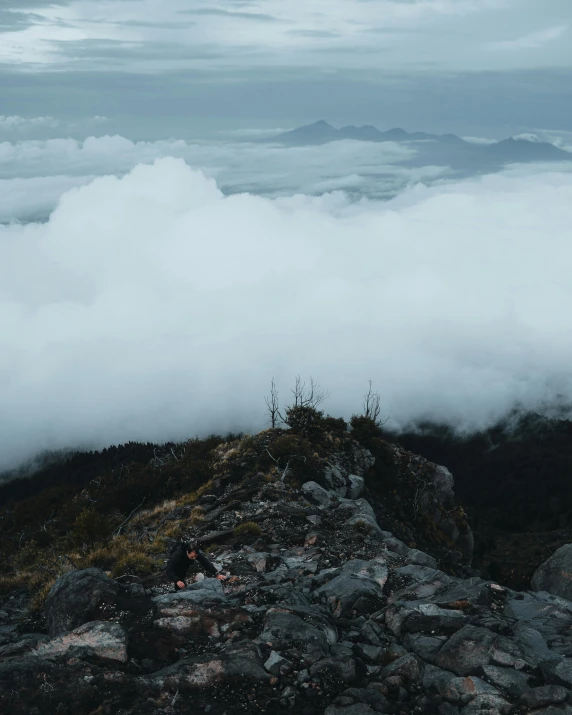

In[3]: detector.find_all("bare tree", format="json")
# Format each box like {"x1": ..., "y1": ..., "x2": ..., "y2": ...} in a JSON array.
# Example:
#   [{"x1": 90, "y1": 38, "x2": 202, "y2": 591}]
[
  {"x1": 289, "y1": 375, "x2": 329, "y2": 410},
  {"x1": 264, "y1": 378, "x2": 280, "y2": 428},
  {"x1": 362, "y1": 380, "x2": 381, "y2": 425},
  {"x1": 275, "y1": 375, "x2": 330, "y2": 433}
]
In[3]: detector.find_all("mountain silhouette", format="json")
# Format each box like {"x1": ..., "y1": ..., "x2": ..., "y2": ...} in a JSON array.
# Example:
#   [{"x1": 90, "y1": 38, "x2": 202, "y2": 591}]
[{"x1": 267, "y1": 121, "x2": 572, "y2": 165}]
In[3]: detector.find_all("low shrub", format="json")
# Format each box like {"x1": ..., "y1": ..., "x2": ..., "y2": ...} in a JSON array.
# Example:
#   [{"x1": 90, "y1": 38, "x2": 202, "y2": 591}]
[
  {"x1": 233, "y1": 522, "x2": 262, "y2": 543},
  {"x1": 70, "y1": 508, "x2": 112, "y2": 547},
  {"x1": 350, "y1": 415, "x2": 383, "y2": 448},
  {"x1": 284, "y1": 405, "x2": 325, "y2": 436},
  {"x1": 111, "y1": 552, "x2": 156, "y2": 578}
]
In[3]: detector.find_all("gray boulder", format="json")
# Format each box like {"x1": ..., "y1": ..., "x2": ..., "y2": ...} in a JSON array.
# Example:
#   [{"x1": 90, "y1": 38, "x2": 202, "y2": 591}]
[
  {"x1": 351, "y1": 446, "x2": 376, "y2": 476},
  {"x1": 153, "y1": 579, "x2": 245, "y2": 636},
  {"x1": 433, "y1": 465, "x2": 455, "y2": 506},
  {"x1": 141, "y1": 641, "x2": 269, "y2": 690},
  {"x1": 45, "y1": 568, "x2": 119, "y2": 637},
  {"x1": 386, "y1": 601, "x2": 468, "y2": 638},
  {"x1": 324, "y1": 464, "x2": 348, "y2": 497},
  {"x1": 310, "y1": 655, "x2": 358, "y2": 685},
  {"x1": 257, "y1": 605, "x2": 337, "y2": 657},
  {"x1": 315, "y1": 558, "x2": 388, "y2": 617},
  {"x1": 531, "y1": 544, "x2": 572, "y2": 601},
  {"x1": 381, "y1": 653, "x2": 424, "y2": 682},
  {"x1": 435, "y1": 625, "x2": 497, "y2": 675},
  {"x1": 34, "y1": 621, "x2": 127, "y2": 662},
  {"x1": 347, "y1": 475, "x2": 365, "y2": 500},
  {"x1": 345, "y1": 514, "x2": 385, "y2": 541},
  {"x1": 336, "y1": 498, "x2": 376, "y2": 521},
  {"x1": 521, "y1": 685, "x2": 569, "y2": 708},
  {"x1": 405, "y1": 549, "x2": 438, "y2": 569},
  {"x1": 302, "y1": 481, "x2": 337, "y2": 508}
]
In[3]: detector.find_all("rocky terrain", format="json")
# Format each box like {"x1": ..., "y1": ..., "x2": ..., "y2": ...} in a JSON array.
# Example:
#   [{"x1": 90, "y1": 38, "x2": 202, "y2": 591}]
[{"x1": 1, "y1": 419, "x2": 572, "y2": 715}]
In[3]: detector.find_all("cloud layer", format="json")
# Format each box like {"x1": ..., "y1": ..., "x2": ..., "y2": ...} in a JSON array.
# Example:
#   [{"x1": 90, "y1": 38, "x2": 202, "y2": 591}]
[
  {"x1": 1, "y1": 157, "x2": 572, "y2": 470},
  {"x1": 1, "y1": 0, "x2": 570, "y2": 74},
  {"x1": 0, "y1": 134, "x2": 433, "y2": 223}
]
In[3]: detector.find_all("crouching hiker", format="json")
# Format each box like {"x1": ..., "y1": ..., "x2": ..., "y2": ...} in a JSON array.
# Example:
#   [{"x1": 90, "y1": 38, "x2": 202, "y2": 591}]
[{"x1": 167, "y1": 542, "x2": 227, "y2": 591}]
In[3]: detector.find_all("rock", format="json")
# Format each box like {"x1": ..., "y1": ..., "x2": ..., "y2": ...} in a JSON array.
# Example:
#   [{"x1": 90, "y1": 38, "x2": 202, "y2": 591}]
[
  {"x1": 34, "y1": 621, "x2": 127, "y2": 662},
  {"x1": 532, "y1": 544, "x2": 572, "y2": 601},
  {"x1": 0, "y1": 634, "x2": 49, "y2": 660},
  {"x1": 438, "y1": 705, "x2": 459, "y2": 715},
  {"x1": 314, "y1": 559, "x2": 388, "y2": 618},
  {"x1": 380, "y1": 653, "x2": 424, "y2": 683},
  {"x1": 433, "y1": 465, "x2": 455, "y2": 506},
  {"x1": 381, "y1": 537, "x2": 410, "y2": 557},
  {"x1": 345, "y1": 514, "x2": 383, "y2": 541},
  {"x1": 405, "y1": 549, "x2": 438, "y2": 569},
  {"x1": 153, "y1": 579, "x2": 246, "y2": 637},
  {"x1": 347, "y1": 475, "x2": 365, "y2": 500},
  {"x1": 257, "y1": 606, "x2": 335, "y2": 658},
  {"x1": 351, "y1": 446, "x2": 375, "y2": 476},
  {"x1": 359, "y1": 620, "x2": 384, "y2": 647},
  {"x1": 141, "y1": 641, "x2": 270, "y2": 689},
  {"x1": 386, "y1": 601, "x2": 468, "y2": 638},
  {"x1": 302, "y1": 481, "x2": 337, "y2": 508},
  {"x1": 153, "y1": 578, "x2": 228, "y2": 613},
  {"x1": 127, "y1": 583, "x2": 146, "y2": 599},
  {"x1": 423, "y1": 663, "x2": 457, "y2": 692},
  {"x1": 323, "y1": 464, "x2": 348, "y2": 497},
  {"x1": 343, "y1": 687, "x2": 388, "y2": 711},
  {"x1": 325, "y1": 704, "x2": 376, "y2": 715},
  {"x1": 247, "y1": 552, "x2": 269, "y2": 572},
  {"x1": 353, "y1": 643, "x2": 381, "y2": 663},
  {"x1": 45, "y1": 568, "x2": 119, "y2": 637},
  {"x1": 403, "y1": 633, "x2": 448, "y2": 663},
  {"x1": 263, "y1": 651, "x2": 292, "y2": 675},
  {"x1": 310, "y1": 655, "x2": 358, "y2": 685},
  {"x1": 435, "y1": 626, "x2": 497, "y2": 676},
  {"x1": 481, "y1": 665, "x2": 531, "y2": 697},
  {"x1": 345, "y1": 514, "x2": 385, "y2": 540},
  {"x1": 542, "y1": 657, "x2": 572, "y2": 688},
  {"x1": 336, "y1": 499, "x2": 376, "y2": 521},
  {"x1": 521, "y1": 685, "x2": 569, "y2": 708},
  {"x1": 439, "y1": 675, "x2": 501, "y2": 705}
]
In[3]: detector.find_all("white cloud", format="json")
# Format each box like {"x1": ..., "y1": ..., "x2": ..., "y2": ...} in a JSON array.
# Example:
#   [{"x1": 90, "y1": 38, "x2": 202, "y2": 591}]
[
  {"x1": 1, "y1": 157, "x2": 572, "y2": 470},
  {"x1": 533, "y1": 128, "x2": 572, "y2": 152},
  {"x1": 1, "y1": 0, "x2": 570, "y2": 74},
  {"x1": 0, "y1": 135, "x2": 422, "y2": 222},
  {"x1": 462, "y1": 136, "x2": 497, "y2": 145},
  {"x1": 0, "y1": 115, "x2": 108, "y2": 139}
]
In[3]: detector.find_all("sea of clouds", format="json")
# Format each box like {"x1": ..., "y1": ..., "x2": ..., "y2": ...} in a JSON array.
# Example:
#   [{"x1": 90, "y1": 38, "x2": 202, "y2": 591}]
[
  {"x1": 2, "y1": 135, "x2": 572, "y2": 471},
  {"x1": 0, "y1": 134, "x2": 449, "y2": 223}
]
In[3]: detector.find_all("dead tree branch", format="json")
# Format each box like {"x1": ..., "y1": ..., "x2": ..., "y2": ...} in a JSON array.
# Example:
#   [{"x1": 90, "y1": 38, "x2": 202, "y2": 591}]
[
  {"x1": 112, "y1": 498, "x2": 146, "y2": 538},
  {"x1": 264, "y1": 378, "x2": 280, "y2": 428}
]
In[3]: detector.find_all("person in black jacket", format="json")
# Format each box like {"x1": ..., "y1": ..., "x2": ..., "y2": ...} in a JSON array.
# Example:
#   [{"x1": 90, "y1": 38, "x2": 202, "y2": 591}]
[{"x1": 166, "y1": 542, "x2": 226, "y2": 591}]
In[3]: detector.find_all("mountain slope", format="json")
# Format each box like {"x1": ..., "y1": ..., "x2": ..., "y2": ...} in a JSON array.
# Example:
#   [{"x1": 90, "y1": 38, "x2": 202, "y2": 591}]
[
  {"x1": 267, "y1": 121, "x2": 572, "y2": 165},
  {"x1": 1, "y1": 422, "x2": 571, "y2": 714}
]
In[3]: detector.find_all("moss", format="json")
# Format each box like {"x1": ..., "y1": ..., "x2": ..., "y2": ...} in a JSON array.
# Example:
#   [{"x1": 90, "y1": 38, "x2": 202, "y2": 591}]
[
  {"x1": 190, "y1": 506, "x2": 206, "y2": 525},
  {"x1": 233, "y1": 522, "x2": 262, "y2": 543},
  {"x1": 350, "y1": 518, "x2": 373, "y2": 535}
]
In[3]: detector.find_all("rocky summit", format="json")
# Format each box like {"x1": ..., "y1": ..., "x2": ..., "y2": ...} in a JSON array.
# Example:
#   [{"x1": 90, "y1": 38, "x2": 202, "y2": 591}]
[{"x1": 1, "y1": 424, "x2": 572, "y2": 715}]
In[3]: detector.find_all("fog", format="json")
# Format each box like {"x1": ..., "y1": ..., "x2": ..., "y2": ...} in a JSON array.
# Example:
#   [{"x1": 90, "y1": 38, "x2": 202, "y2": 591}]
[{"x1": 1, "y1": 156, "x2": 572, "y2": 470}]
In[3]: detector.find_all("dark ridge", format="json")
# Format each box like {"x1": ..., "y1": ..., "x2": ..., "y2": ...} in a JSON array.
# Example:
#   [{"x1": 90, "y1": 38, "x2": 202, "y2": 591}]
[{"x1": 383, "y1": 412, "x2": 572, "y2": 532}]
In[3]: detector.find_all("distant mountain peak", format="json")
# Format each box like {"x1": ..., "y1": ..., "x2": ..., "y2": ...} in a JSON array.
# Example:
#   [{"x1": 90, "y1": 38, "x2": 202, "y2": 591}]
[{"x1": 266, "y1": 122, "x2": 571, "y2": 164}]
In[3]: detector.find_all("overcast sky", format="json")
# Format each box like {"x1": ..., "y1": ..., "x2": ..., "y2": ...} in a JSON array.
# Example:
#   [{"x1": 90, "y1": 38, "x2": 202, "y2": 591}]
[{"x1": 1, "y1": 0, "x2": 571, "y2": 136}]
